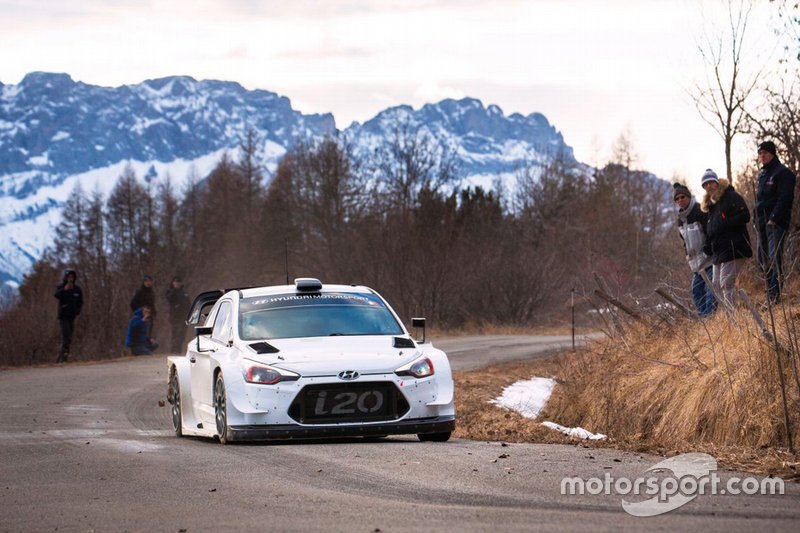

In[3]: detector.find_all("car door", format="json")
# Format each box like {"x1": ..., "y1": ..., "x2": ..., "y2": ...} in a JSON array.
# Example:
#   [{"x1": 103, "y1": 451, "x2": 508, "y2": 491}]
[{"x1": 189, "y1": 300, "x2": 230, "y2": 414}]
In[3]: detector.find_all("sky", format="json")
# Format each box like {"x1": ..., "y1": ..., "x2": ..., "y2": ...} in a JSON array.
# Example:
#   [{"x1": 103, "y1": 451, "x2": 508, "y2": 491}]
[{"x1": 0, "y1": 0, "x2": 782, "y2": 189}]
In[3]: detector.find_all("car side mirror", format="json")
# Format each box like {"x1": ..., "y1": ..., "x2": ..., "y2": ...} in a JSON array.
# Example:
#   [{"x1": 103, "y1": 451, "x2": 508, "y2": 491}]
[
  {"x1": 195, "y1": 325, "x2": 213, "y2": 352},
  {"x1": 412, "y1": 317, "x2": 426, "y2": 344}
]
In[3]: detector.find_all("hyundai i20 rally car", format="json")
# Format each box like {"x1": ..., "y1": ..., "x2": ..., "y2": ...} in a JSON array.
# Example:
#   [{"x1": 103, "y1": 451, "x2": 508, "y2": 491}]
[{"x1": 166, "y1": 278, "x2": 455, "y2": 443}]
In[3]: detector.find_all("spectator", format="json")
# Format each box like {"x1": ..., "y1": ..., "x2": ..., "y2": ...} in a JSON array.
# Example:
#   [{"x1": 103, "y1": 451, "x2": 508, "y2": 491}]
[
  {"x1": 130, "y1": 275, "x2": 156, "y2": 316},
  {"x1": 673, "y1": 182, "x2": 716, "y2": 317},
  {"x1": 130, "y1": 274, "x2": 157, "y2": 343},
  {"x1": 754, "y1": 141, "x2": 796, "y2": 304},
  {"x1": 125, "y1": 305, "x2": 158, "y2": 356},
  {"x1": 701, "y1": 169, "x2": 752, "y2": 308},
  {"x1": 165, "y1": 276, "x2": 191, "y2": 353},
  {"x1": 54, "y1": 269, "x2": 83, "y2": 363}
]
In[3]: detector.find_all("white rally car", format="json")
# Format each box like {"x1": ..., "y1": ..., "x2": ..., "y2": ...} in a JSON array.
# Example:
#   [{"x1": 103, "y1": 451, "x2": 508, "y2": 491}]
[{"x1": 166, "y1": 278, "x2": 455, "y2": 443}]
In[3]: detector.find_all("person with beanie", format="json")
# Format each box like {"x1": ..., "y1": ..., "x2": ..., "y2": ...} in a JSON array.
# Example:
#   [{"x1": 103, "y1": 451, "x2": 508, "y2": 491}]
[
  {"x1": 754, "y1": 141, "x2": 796, "y2": 303},
  {"x1": 673, "y1": 182, "x2": 716, "y2": 316},
  {"x1": 54, "y1": 269, "x2": 83, "y2": 363},
  {"x1": 701, "y1": 169, "x2": 753, "y2": 308}
]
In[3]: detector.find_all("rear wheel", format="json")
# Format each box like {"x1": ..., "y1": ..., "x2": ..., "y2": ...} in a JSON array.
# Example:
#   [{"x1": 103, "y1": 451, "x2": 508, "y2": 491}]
[
  {"x1": 214, "y1": 373, "x2": 232, "y2": 444},
  {"x1": 168, "y1": 370, "x2": 182, "y2": 437},
  {"x1": 417, "y1": 432, "x2": 451, "y2": 442}
]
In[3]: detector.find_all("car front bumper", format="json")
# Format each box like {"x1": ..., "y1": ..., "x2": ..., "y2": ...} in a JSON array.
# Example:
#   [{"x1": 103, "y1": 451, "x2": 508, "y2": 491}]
[{"x1": 227, "y1": 415, "x2": 455, "y2": 441}]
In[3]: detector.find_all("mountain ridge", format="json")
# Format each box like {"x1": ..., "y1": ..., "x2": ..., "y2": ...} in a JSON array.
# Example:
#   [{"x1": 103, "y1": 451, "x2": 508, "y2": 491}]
[{"x1": 0, "y1": 72, "x2": 577, "y2": 287}]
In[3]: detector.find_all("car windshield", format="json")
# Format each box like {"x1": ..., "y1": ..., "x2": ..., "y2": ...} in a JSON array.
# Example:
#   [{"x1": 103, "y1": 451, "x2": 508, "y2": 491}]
[{"x1": 238, "y1": 292, "x2": 404, "y2": 340}]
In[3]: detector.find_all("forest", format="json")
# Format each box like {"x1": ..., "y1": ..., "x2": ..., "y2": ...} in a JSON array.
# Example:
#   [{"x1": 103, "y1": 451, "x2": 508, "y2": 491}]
[{"x1": 0, "y1": 127, "x2": 685, "y2": 365}]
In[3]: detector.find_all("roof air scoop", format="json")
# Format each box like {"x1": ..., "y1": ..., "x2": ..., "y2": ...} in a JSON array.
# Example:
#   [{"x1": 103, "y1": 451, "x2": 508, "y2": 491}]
[{"x1": 295, "y1": 278, "x2": 322, "y2": 292}]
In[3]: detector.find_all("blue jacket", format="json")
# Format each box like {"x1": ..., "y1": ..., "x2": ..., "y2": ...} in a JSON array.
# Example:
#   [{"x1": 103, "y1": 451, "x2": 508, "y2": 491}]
[{"x1": 125, "y1": 308, "x2": 152, "y2": 347}]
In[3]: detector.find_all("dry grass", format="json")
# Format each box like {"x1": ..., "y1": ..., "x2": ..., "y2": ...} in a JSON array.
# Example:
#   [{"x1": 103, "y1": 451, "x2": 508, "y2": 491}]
[{"x1": 454, "y1": 297, "x2": 800, "y2": 479}]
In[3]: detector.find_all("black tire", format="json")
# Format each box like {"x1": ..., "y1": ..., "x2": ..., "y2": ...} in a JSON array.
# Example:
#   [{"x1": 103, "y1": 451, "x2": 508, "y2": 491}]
[
  {"x1": 168, "y1": 370, "x2": 183, "y2": 437},
  {"x1": 214, "y1": 373, "x2": 232, "y2": 444},
  {"x1": 417, "y1": 432, "x2": 451, "y2": 442}
]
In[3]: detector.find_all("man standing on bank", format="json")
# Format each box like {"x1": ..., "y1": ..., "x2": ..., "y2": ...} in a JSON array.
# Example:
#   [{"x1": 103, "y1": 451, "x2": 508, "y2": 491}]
[
  {"x1": 54, "y1": 269, "x2": 83, "y2": 363},
  {"x1": 165, "y1": 276, "x2": 191, "y2": 353},
  {"x1": 754, "y1": 141, "x2": 796, "y2": 304},
  {"x1": 674, "y1": 182, "x2": 716, "y2": 316}
]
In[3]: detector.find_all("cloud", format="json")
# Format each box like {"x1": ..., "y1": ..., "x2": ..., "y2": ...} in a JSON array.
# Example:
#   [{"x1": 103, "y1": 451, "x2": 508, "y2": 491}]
[
  {"x1": 413, "y1": 81, "x2": 466, "y2": 103},
  {"x1": 276, "y1": 44, "x2": 371, "y2": 61},
  {"x1": 223, "y1": 46, "x2": 249, "y2": 60},
  {"x1": 221, "y1": 0, "x2": 525, "y2": 20}
]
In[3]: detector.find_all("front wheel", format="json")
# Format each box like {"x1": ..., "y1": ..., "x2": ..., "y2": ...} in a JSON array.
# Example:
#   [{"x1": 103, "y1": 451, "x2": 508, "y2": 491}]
[
  {"x1": 418, "y1": 432, "x2": 451, "y2": 442},
  {"x1": 168, "y1": 370, "x2": 183, "y2": 437},
  {"x1": 214, "y1": 373, "x2": 232, "y2": 444}
]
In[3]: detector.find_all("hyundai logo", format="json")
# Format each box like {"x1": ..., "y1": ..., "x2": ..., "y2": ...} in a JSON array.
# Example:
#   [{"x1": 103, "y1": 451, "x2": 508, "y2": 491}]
[{"x1": 337, "y1": 370, "x2": 359, "y2": 381}]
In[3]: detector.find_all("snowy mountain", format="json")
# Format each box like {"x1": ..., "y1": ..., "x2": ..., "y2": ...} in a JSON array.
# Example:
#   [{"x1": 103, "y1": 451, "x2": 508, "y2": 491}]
[
  {"x1": 345, "y1": 98, "x2": 573, "y2": 183},
  {"x1": 0, "y1": 72, "x2": 575, "y2": 287}
]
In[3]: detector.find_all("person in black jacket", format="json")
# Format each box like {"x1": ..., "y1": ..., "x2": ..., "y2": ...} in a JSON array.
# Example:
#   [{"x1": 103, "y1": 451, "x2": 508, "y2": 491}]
[
  {"x1": 701, "y1": 170, "x2": 752, "y2": 308},
  {"x1": 130, "y1": 275, "x2": 156, "y2": 314},
  {"x1": 164, "y1": 276, "x2": 191, "y2": 353},
  {"x1": 674, "y1": 182, "x2": 716, "y2": 316},
  {"x1": 54, "y1": 269, "x2": 83, "y2": 363},
  {"x1": 754, "y1": 141, "x2": 796, "y2": 304}
]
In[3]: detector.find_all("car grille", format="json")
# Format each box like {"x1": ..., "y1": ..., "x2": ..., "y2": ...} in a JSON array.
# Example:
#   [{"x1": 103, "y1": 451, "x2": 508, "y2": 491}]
[{"x1": 288, "y1": 381, "x2": 410, "y2": 424}]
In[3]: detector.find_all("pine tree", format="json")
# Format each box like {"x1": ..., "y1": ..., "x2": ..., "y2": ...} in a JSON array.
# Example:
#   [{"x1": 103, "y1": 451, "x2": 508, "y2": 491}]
[
  {"x1": 106, "y1": 164, "x2": 151, "y2": 275},
  {"x1": 53, "y1": 182, "x2": 88, "y2": 267}
]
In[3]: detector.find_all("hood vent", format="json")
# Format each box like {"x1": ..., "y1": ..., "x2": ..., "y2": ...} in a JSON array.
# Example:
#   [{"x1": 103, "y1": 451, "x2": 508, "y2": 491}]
[
  {"x1": 393, "y1": 337, "x2": 416, "y2": 349},
  {"x1": 249, "y1": 341, "x2": 280, "y2": 354}
]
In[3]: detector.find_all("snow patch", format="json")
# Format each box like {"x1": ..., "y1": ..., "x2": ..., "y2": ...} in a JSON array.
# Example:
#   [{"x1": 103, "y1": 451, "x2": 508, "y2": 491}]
[
  {"x1": 491, "y1": 376, "x2": 607, "y2": 441},
  {"x1": 490, "y1": 377, "x2": 556, "y2": 419},
  {"x1": 28, "y1": 154, "x2": 49, "y2": 166},
  {"x1": 541, "y1": 422, "x2": 607, "y2": 440}
]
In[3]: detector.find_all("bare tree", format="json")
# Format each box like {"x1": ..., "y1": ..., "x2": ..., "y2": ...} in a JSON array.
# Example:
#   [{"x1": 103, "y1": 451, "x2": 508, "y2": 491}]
[
  {"x1": 692, "y1": 0, "x2": 762, "y2": 184},
  {"x1": 747, "y1": 76, "x2": 800, "y2": 173}
]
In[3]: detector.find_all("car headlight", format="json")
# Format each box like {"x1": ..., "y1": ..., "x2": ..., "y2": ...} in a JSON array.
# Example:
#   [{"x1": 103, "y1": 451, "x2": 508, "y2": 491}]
[
  {"x1": 394, "y1": 356, "x2": 434, "y2": 378},
  {"x1": 242, "y1": 361, "x2": 300, "y2": 385}
]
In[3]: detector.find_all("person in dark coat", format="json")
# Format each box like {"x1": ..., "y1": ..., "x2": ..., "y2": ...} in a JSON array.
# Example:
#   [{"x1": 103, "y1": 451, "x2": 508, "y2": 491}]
[
  {"x1": 54, "y1": 269, "x2": 83, "y2": 363},
  {"x1": 674, "y1": 182, "x2": 716, "y2": 317},
  {"x1": 754, "y1": 141, "x2": 796, "y2": 304},
  {"x1": 701, "y1": 170, "x2": 752, "y2": 307},
  {"x1": 125, "y1": 305, "x2": 158, "y2": 356},
  {"x1": 164, "y1": 276, "x2": 191, "y2": 353},
  {"x1": 130, "y1": 275, "x2": 156, "y2": 315}
]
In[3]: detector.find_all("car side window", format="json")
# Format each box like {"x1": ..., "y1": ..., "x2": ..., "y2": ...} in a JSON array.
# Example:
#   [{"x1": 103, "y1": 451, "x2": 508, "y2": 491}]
[
  {"x1": 211, "y1": 302, "x2": 231, "y2": 343},
  {"x1": 199, "y1": 301, "x2": 216, "y2": 326}
]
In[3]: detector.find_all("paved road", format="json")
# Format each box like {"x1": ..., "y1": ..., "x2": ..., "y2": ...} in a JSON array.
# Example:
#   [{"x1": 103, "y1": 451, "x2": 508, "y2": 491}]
[
  {"x1": 0, "y1": 337, "x2": 797, "y2": 532},
  {"x1": 437, "y1": 334, "x2": 595, "y2": 371}
]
